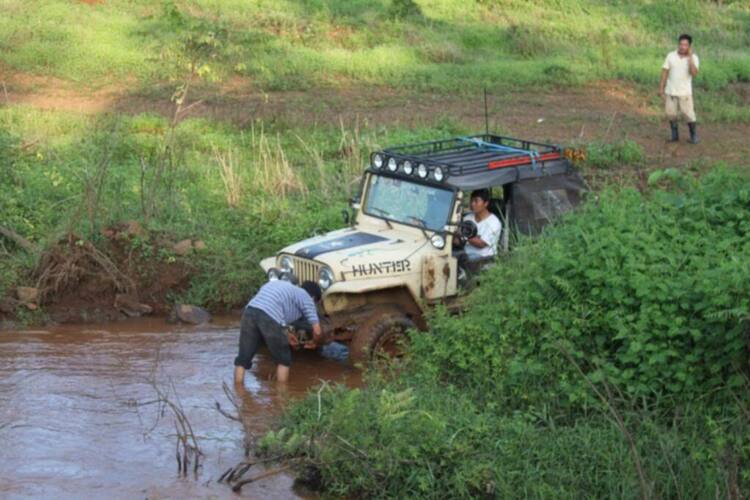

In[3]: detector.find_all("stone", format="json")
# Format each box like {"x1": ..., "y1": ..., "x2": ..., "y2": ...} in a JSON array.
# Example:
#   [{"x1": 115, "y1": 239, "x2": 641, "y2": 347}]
[
  {"x1": 193, "y1": 240, "x2": 206, "y2": 251},
  {"x1": 114, "y1": 294, "x2": 153, "y2": 318},
  {"x1": 23, "y1": 302, "x2": 38, "y2": 311},
  {"x1": 172, "y1": 304, "x2": 212, "y2": 325},
  {"x1": 16, "y1": 286, "x2": 39, "y2": 303},
  {"x1": 172, "y1": 239, "x2": 194, "y2": 256}
]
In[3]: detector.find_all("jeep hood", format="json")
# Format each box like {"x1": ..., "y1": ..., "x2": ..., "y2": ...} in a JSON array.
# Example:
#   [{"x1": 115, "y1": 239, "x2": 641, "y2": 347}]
[{"x1": 279, "y1": 227, "x2": 429, "y2": 278}]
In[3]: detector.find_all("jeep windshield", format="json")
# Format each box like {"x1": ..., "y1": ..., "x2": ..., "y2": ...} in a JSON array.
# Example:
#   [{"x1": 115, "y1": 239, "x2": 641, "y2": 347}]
[{"x1": 363, "y1": 174, "x2": 454, "y2": 231}]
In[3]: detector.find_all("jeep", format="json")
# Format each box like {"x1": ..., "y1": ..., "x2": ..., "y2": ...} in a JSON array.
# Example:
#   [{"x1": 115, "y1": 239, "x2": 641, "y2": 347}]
[{"x1": 260, "y1": 134, "x2": 586, "y2": 363}]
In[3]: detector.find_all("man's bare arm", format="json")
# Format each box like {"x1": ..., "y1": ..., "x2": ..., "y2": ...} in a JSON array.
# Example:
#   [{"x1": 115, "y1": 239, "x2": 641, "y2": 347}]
[
  {"x1": 304, "y1": 323, "x2": 323, "y2": 349},
  {"x1": 688, "y1": 55, "x2": 699, "y2": 76},
  {"x1": 468, "y1": 236, "x2": 488, "y2": 248},
  {"x1": 659, "y1": 68, "x2": 668, "y2": 96}
]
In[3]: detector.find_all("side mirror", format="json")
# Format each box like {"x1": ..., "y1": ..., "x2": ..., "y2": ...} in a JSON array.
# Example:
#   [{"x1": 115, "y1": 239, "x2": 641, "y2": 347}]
[{"x1": 342, "y1": 208, "x2": 350, "y2": 225}]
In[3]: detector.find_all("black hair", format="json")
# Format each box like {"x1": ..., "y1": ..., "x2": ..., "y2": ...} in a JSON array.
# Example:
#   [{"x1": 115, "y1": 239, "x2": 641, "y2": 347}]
[
  {"x1": 679, "y1": 34, "x2": 693, "y2": 45},
  {"x1": 470, "y1": 188, "x2": 491, "y2": 203},
  {"x1": 301, "y1": 281, "x2": 322, "y2": 302}
]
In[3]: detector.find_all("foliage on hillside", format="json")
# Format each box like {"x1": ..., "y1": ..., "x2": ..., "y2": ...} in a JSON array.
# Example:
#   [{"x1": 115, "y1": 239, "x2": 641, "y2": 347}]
[
  {"x1": 1, "y1": 0, "x2": 749, "y2": 92},
  {"x1": 262, "y1": 168, "x2": 750, "y2": 498}
]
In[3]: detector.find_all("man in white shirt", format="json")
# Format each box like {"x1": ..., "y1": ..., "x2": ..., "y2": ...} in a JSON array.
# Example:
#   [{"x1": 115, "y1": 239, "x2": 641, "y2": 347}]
[
  {"x1": 463, "y1": 189, "x2": 502, "y2": 261},
  {"x1": 659, "y1": 34, "x2": 700, "y2": 144}
]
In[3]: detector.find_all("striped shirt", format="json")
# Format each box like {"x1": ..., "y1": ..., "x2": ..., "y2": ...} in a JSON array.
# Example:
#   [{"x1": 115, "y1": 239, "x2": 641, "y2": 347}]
[{"x1": 247, "y1": 280, "x2": 319, "y2": 327}]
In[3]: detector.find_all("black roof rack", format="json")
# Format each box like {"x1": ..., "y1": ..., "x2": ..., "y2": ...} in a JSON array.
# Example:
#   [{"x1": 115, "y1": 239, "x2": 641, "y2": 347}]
[{"x1": 369, "y1": 134, "x2": 570, "y2": 191}]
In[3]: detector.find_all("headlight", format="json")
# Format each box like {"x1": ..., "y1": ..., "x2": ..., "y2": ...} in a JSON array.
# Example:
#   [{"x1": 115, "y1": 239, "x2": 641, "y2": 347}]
[
  {"x1": 373, "y1": 153, "x2": 384, "y2": 169},
  {"x1": 417, "y1": 163, "x2": 428, "y2": 178},
  {"x1": 432, "y1": 166, "x2": 445, "y2": 182},
  {"x1": 430, "y1": 233, "x2": 446, "y2": 249},
  {"x1": 267, "y1": 268, "x2": 281, "y2": 281},
  {"x1": 279, "y1": 270, "x2": 297, "y2": 284},
  {"x1": 280, "y1": 255, "x2": 294, "y2": 272},
  {"x1": 387, "y1": 157, "x2": 398, "y2": 172},
  {"x1": 402, "y1": 160, "x2": 413, "y2": 175},
  {"x1": 318, "y1": 267, "x2": 335, "y2": 290}
]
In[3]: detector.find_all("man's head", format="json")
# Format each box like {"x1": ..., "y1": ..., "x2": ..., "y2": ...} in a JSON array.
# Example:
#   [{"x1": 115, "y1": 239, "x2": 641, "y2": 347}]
[
  {"x1": 301, "y1": 281, "x2": 322, "y2": 303},
  {"x1": 469, "y1": 188, "x2": 491, "y2": 216},
  {"x1": 678, "y1": 34, "x2": 692, "y2": 55}
]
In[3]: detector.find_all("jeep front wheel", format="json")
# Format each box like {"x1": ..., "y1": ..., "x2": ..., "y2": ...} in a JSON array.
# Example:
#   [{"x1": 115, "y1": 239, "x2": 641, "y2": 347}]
[{"x1": 349, "y1": 312, "x2": 415, "y2": 366}]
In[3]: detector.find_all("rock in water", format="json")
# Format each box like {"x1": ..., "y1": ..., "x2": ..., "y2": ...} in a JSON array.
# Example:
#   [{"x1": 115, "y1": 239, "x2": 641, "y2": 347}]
[
  {"x1": 114, "y1": 294, "x2": 153, "y2": 318},
  {"x1": 173, "y1": 304, "x2": 212, "y2": 324}
]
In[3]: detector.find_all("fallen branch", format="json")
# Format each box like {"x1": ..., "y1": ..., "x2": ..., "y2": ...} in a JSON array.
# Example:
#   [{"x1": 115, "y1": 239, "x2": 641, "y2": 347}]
[
  {"x1": 0, "y1": 225, "x2": 37, "y2": 253},
  {"x1": 231, "y1": 465, "x2": 291, "y2": 492}
]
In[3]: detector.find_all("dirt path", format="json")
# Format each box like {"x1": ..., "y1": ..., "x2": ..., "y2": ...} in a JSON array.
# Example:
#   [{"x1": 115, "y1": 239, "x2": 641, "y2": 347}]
[{"x1": 3, "y1": 71, "x2": 749, "y2": 168}]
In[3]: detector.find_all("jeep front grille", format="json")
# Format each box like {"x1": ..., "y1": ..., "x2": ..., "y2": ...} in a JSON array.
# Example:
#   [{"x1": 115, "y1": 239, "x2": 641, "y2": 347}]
[{"x1": 286, "y1": 256, "x2": 322, "y2": 283}]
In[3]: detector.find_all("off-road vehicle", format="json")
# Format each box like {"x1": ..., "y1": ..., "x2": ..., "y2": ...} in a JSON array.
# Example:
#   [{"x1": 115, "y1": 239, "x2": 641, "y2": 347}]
[{"x1": 260, "y1": 134, "x2": 586, "y2": 363}]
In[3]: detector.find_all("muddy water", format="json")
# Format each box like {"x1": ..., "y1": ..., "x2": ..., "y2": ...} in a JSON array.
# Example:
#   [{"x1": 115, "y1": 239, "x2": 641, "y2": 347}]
[{"x1": 0, "y1": 317, "x2": 360, "y2": 499}]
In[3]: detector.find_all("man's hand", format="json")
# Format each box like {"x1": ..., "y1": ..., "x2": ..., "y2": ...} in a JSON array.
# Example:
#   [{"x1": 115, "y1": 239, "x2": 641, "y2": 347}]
[{"x1": 287, "y1": 330, "x2": 301, "y2": 350}]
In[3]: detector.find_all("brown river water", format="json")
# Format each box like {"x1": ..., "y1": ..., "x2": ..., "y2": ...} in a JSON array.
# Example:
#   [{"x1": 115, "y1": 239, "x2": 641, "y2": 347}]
[{"x1": 0, "y1": 317, "x2": 361, "y2": 499}]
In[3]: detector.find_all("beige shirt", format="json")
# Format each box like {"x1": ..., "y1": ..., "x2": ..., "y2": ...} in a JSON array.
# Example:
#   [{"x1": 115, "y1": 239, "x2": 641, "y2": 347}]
[{"x1": 662, "y1": 50, "x2": 699, "y2": 96}]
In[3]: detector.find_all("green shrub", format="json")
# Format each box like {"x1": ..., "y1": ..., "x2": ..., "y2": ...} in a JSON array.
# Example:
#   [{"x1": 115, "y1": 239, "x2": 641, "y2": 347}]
[
  {"x1": 264, "y1": 380, "x2": 749, "y2": 498},
  {"x1": 414, "y1": 168, "x2": 750, "y2": 408},
  {"x1": 584, "y1": 139, "x2": 645, "y2": 169}
]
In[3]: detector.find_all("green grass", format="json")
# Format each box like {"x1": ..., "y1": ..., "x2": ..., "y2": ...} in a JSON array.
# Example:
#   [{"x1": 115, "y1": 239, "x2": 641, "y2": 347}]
[
  {"x1": 1, "y1": 0, "x2": 749, "y2": 93},
  {"x1": 0, "y1": 104, "x2": 472, "y2": 306}
]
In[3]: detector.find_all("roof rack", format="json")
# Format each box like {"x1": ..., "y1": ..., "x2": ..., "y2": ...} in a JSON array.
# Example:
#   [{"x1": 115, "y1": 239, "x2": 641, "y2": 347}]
[{"x1": 374, "y1": 134, "x2": 563, "y2": 178}]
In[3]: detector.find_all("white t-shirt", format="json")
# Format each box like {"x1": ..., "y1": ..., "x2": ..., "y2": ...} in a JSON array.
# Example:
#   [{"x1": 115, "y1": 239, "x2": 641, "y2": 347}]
[
  {"x1": 662, "y1": 50, "x2": 699, "y2": 97},
  {"x1": 464, "y1": 212, "x2": 502, "y2": 260}
]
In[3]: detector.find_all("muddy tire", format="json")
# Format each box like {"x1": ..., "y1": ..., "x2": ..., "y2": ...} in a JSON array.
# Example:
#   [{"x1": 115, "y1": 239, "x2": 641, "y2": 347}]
[{"x1": 349, "y1": 311, "x2": 415, "y2": 366}]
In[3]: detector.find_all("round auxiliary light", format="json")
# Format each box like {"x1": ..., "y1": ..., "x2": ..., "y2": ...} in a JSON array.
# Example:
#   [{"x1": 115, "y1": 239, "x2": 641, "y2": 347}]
[
  {"x1": 387, "y1": 157, "x2": 398, "y2": 172},
  {"x1": 432, "y1": 166, "x2": 445, "y2": 182},
  {"x1": 417, "y1": 163, "x2": 428, "y2": 178},
  {"x1": 280, "y1": 255, "x2": 294, "y2": 272},
  {"x1": 373, "y1": 153, "x2": 384, "y2": 169},
  {"x1": 430, "y1": 233, "x2": 446, "y2": 250},
  {"x1": 318, "y1": 267, "x2": 335, "y2": 290},
  {"x1": 267, "y1": 268, "x2": 281, "y2": 281},
  {"x1": 402, "y1": 160, "x2": 413, "y2": 175}
]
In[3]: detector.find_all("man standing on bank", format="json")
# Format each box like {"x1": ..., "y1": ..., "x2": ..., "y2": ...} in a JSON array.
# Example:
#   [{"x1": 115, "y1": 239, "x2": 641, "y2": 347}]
[
  {"x1": 659, "y1": 34, "x2": 700, "y2": 144},
  {"x1": 234, "y1": 279, "x2": 322, "y2": 385}
]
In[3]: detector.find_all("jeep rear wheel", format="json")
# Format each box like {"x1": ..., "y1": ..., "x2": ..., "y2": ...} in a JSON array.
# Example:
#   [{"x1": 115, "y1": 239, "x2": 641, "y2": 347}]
[{"x1": 349, "y1": 312, "x2": 415, "y2": 367}]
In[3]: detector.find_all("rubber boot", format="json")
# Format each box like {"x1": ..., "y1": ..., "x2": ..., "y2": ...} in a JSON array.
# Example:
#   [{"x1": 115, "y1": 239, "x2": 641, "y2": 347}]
[
  {"x1": 688, "y1": 122, "x2": 698, "y2": 144},
  {"x1": 668, "y1": 121, "x2": 679, "y2": 142}
]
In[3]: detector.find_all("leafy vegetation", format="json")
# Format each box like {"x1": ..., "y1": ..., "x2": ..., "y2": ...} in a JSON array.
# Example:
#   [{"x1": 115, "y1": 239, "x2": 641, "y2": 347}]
[{"x1": 262, "y1": 168, "x2": 750, "y2": 498}]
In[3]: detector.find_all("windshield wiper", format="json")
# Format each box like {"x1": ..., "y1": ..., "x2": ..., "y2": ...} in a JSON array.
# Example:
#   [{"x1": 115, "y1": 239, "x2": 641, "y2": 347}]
[
  {"x1": 368, "y1": 207, "x2": 393, "y2": 229},
  {"x1": 408, "y1": 216, "x2": 431, "y2": 241}
]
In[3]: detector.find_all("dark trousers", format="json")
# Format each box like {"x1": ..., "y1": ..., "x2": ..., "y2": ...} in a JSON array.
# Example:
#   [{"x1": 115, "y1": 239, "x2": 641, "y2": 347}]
[{"x1": 234, "y1": 307, "x2": 292, "y2": 368}]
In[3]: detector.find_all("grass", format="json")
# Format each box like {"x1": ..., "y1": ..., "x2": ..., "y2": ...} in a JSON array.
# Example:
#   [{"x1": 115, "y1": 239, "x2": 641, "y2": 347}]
[
  {"x1": 1, "y1": 0, "x2": 749, "y2": 94},
  {"x1": 0, "y1": 102, "x2": 473, "y2": 307}
]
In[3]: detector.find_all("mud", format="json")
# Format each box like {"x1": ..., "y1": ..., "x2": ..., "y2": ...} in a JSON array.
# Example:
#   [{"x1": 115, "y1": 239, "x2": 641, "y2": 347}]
[{"x1": 0, "y1": 317, "x2": 360, "y2": 498}]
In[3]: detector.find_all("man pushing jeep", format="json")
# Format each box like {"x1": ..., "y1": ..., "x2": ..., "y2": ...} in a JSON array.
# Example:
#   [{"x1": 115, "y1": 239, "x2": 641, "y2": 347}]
[{"x1": 659, "y1": 34, "x2": 700, "y2": 144}]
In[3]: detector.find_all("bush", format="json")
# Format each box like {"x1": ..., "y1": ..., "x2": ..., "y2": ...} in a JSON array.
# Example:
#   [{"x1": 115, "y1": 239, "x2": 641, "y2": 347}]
[
  {"x1": 583, "y1": 139, "x2": 645, "y2": 169},
  {"x1": 414, "y1": 168, "x2": 750, "y2": 408},
  {"x1": 264, "y1": 380, "x2": 749, "y2": 498}
]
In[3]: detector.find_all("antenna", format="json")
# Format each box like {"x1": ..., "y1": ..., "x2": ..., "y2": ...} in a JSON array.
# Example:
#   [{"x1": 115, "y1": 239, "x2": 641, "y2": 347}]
[{"x1": 483, "y1": 87, "x2": 489, "y2": 135}]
